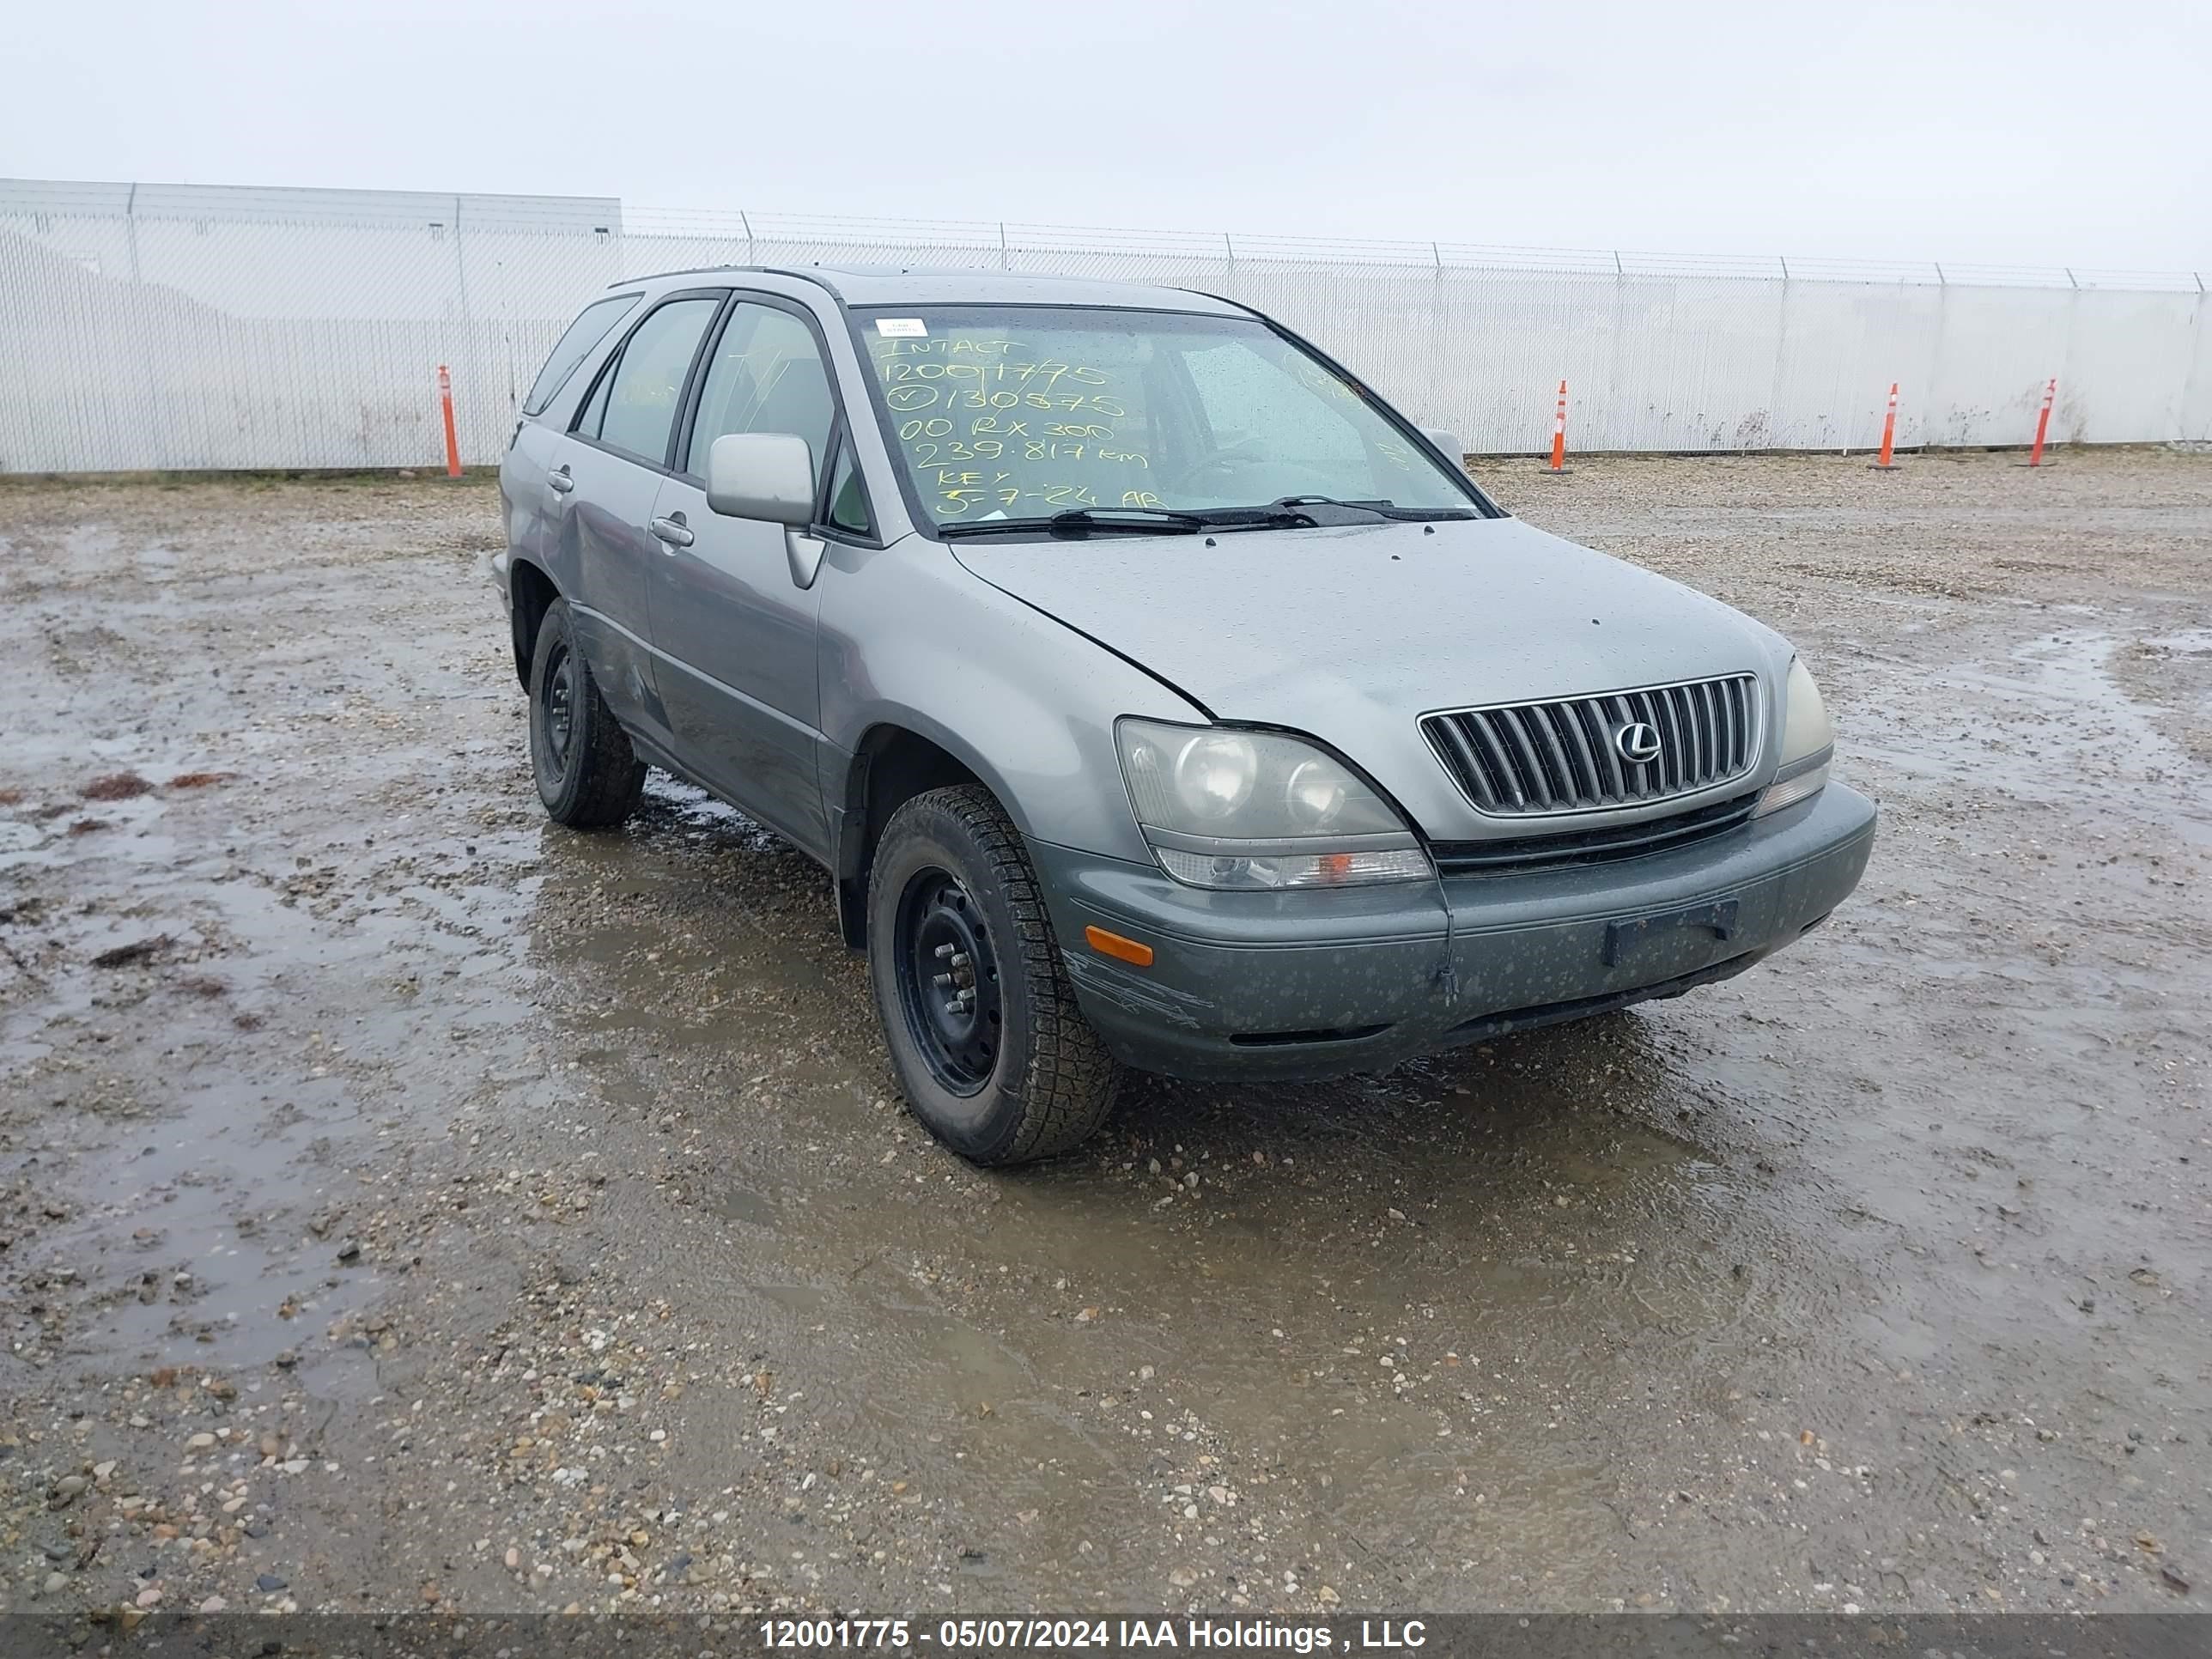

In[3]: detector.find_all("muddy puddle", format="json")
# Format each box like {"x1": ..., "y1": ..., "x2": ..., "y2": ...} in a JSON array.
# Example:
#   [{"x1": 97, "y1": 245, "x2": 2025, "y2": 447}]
[{"x1": 1, "y1": 454, "x2": 2206, "y2": 1618}]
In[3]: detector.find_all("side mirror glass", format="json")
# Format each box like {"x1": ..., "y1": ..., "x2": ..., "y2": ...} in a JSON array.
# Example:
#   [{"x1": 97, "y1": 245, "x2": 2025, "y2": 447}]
[
  {"x1": 706, "y1": 432, "x2": 814, "y2": 526},
  {"x1": 1420, "y1": 427, "x2": 1464, "y2": 467}
]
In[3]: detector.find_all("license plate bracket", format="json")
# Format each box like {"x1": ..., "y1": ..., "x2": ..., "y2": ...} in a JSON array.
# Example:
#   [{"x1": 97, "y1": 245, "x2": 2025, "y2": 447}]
[{"x1": 1603, "y1": 898, "x2": 1741, "y2": 967}]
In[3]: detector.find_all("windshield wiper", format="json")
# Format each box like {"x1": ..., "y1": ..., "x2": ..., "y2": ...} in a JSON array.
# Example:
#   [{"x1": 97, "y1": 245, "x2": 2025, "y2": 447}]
[
  {"x1": 939, "y1": 507, "x2": 1207, "y2": 540},
  {"x1": 1270, "y1": 495, "x2": 1477, "y2": 522},
  {"x1": 1182, "y1": 505, "x2": 1322, "y2": 530},
  {"x1": 938, "y1": 499, "x2": 1468, "y2": 539}
]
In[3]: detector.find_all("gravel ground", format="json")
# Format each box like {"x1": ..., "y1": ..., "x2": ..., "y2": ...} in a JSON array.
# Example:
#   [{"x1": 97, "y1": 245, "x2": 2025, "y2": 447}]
[{"x1": 0, "y1": 450, "x2": 2206, "y2": 1622}]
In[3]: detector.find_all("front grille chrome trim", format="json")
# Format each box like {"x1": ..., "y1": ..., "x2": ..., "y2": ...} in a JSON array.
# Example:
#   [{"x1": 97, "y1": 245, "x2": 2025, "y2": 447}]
[
  {"x1": 1431, "y1": 791, "x2": 1761, "y2": 876},
  {"x1": 1422, "y1": 673, "x2": 1764, "y2": 817}
]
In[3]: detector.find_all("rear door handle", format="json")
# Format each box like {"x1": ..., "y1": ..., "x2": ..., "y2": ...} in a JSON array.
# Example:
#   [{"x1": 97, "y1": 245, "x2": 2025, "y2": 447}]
[
  {"x1": 547, "y1": 466, "x2": 574, "y2": 495},
  {"x1": 649, "y1": 514, "x2": 695, "y2": 550}
]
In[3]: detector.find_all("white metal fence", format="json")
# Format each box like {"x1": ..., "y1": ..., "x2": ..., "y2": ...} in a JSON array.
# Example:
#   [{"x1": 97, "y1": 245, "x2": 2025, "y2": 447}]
[{"x1": 3, "y1": 178, "x2": 2209, "y2": 474}]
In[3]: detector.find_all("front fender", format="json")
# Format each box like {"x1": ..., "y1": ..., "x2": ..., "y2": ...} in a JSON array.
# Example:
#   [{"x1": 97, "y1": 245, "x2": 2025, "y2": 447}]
[{"x1": 817, "y1": 533, "x2": 1204, "y2": 865}]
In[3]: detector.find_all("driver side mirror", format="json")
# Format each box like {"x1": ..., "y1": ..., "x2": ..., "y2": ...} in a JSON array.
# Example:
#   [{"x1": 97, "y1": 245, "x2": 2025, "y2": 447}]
[
  {"x1": 1420, "y1": 428, "x2": 1465, "y2": 468},
  {"x1": 706, "y1": 432, "x2": 814, "y2": 526}
]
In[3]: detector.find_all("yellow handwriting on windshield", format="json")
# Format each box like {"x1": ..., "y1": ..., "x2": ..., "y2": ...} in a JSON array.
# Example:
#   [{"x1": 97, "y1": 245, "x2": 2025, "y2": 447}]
[{"x1": 872, "y1": 331, "x2": 1156, "y2": 518}]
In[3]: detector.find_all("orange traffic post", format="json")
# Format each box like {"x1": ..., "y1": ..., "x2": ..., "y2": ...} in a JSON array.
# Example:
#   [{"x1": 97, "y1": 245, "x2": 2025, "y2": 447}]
[
  {"x1": 437, "y1": 364, "x2": 462, "y2": 479},
  {"x1": 1546, "y1": 379, "x2": 1570, "y2": 474},
  {"x1": 2025, "y1": 377, "x2": 2057, "y2": 467},
  {"x1": 1869, "y1": 381, "x2": 1900, "y2": 471}
]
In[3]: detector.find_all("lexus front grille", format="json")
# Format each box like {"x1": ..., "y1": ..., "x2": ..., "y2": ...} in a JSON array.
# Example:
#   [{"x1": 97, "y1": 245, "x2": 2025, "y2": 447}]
[{"x1": 1422, "y1": 674, "x2": 1762, "y2": 815}]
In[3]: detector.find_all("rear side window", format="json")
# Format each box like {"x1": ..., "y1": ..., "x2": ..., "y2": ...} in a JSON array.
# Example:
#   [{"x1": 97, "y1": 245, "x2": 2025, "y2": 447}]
[
  {"x1": 574, "y1": 355, "x2": 615, "y2": 437},
  {"x1": 522, "y1": 295, "x2": 640, "y2": 416},
  {"x1": 591, "y1": 297, "x2": 722, "y2": 465}
]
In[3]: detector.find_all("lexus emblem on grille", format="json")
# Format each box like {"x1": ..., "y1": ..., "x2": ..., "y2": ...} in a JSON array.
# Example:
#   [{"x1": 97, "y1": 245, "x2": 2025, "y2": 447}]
[{"x1": 1613, "y1": 721, "x2": 1662, "y2": 764}]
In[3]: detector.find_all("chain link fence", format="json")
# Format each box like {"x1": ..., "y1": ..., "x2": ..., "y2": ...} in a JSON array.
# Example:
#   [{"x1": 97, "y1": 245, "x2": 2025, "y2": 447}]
[{"x1": 3, "y1": 178, "x2": 2209, "y2": 473}]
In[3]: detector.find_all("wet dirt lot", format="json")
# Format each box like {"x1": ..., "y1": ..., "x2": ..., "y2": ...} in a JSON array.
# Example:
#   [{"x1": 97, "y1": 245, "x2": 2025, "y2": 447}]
[{"x1": 1, "y1": 451, "x2": 2207, "y2": 1620}]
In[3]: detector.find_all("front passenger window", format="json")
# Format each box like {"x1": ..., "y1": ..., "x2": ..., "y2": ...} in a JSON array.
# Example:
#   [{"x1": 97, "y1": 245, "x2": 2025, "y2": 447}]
[
  {"x1": 593, "y1": 296, "x2": 720, "y2": 464},
  {"x1": 686, "y1": 303, "x2": 836, "y2": 485}
]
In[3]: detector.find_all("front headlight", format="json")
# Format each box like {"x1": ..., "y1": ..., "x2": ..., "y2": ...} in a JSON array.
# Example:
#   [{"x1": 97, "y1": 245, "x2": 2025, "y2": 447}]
[
  {"x1": 1116, "y1": 720, "x2": 1431, "y2": 890},
  {"x1": 1754, "y1": 657, "x2": 1835, "y2": 817}
]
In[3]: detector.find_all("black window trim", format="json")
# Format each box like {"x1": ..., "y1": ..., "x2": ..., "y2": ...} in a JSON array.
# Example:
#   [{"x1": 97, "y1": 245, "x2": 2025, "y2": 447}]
[
  {"x1": 817, "y1": 420, "x2": 879, "y2": 547},
  {"x1": 570, "y1": 345, "x2": 617, "y2": 441},
  {"x1": 676, "y1": 288, "x2": 887, "y2": 550},
  {"x1": 836, "y1": 299, "x2": 1502, "y2": 543},
  {"x1": 565, "y1": 287, "x2": 733, "y2": 477}
]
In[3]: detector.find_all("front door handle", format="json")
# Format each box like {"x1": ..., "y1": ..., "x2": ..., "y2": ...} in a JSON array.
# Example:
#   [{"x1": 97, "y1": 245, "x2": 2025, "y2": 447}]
[
  {"x1": 547, "y1": 466, "x2": 574, "y2": 495},
  {"x1": 649, "y1": 514, "x2": 695, "y2": 550}
]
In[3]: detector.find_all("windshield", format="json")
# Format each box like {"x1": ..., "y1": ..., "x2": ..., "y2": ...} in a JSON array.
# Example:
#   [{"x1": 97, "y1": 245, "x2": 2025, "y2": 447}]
[{"x1": 852, "y1": 306, "x2": 1481, "y2": 532}]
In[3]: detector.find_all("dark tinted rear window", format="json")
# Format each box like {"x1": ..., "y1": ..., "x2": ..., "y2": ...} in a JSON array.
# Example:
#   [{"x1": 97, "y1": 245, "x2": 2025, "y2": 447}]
[{"x1": 522, "y1": 294, "x2": 641, "y2": 416}]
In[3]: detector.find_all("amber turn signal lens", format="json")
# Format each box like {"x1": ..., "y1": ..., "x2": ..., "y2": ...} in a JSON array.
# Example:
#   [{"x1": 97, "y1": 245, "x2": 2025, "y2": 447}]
[{"x1": 1084, "y1": 925, "x2": 1154, "y2": 968}]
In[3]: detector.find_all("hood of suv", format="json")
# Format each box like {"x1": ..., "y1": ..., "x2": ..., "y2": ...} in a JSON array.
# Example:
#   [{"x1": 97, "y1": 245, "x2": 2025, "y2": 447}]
[{"x1": 950, "y1": 514, "x2": 1792, "y2": 839}]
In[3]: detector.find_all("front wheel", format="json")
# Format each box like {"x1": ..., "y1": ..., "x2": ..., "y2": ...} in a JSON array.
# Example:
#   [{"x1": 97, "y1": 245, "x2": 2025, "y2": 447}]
[{"x1": 866, "y1": 785, "x2": 1121, "y2": 1165}]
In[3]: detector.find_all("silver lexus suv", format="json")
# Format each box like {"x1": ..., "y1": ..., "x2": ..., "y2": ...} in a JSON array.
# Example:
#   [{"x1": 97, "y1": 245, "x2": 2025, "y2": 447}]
[{"x1": 491, "y1": 265, "x2": 1875, "y2": 1164}]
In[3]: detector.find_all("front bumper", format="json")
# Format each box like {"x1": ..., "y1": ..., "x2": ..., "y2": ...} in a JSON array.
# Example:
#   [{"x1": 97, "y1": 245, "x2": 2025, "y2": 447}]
[{"x1": 1030, "y1": 782, "x2": 1877, "y2": 1081}]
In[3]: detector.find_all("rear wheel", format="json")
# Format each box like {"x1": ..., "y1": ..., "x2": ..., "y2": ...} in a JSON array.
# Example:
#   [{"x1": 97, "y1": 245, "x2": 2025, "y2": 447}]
[
  {"x1": 527, "y1": 599, "x2": 645, "y2": 828},
  {"x1": 867, "y1": 785, "x2": 1121, "y2": 1165}
]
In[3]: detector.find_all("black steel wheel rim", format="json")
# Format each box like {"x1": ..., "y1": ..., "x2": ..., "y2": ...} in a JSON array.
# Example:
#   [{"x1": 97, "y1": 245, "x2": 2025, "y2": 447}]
[
  {"x1": 539, "y1": 641, "x2": 576, "y2": 769},
  {"x1": 893, "y1": 868, "x2": 1003, "y2": 1095}
]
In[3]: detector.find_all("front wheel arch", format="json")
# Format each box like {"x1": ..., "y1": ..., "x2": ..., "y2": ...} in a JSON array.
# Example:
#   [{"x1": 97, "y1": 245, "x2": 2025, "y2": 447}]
[{"x1": 834, "y1": 724, "x2": 994, "y2": 950}]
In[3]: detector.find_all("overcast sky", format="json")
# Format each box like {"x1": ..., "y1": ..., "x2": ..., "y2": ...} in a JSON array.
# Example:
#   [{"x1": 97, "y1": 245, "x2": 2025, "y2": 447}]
[{"x1": 7, "y1": 0, "x2": 2208, "y2": 274}]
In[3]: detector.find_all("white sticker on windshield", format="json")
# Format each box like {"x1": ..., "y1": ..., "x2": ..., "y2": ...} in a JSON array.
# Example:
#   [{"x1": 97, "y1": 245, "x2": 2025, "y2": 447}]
[{"x1": 874, "y1": 318, "x2": 927, "y2": 337}]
